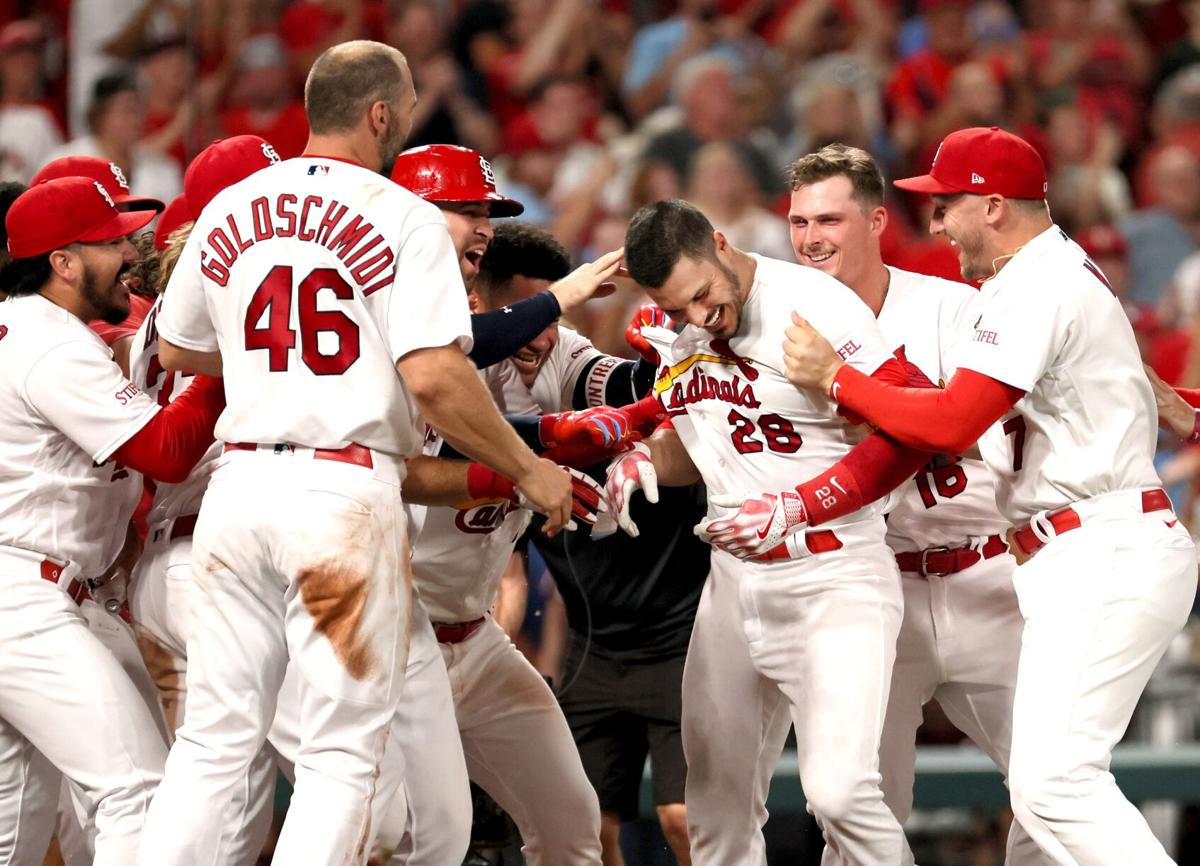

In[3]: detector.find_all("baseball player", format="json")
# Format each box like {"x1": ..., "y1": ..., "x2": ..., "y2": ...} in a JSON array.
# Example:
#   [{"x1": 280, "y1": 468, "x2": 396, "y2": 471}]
[
  {"x1": 781, "y1": 126, "x2": 1197, "y2": 865},
  {"x1": 607, "y1": 199, "x2": 944, "y2": 865},
  {"x1": 787, "y1": 144, "x2": 1051, "y2": 866},
  {"x1": 391, "y1": 143, "x2": 620, "y2": 367},
  {"x1": 0, "y1": 176, "x2": 225, "y2": 866},
  {"x1": 139, "y1": 41, "x2": 575, "y2": 866}
]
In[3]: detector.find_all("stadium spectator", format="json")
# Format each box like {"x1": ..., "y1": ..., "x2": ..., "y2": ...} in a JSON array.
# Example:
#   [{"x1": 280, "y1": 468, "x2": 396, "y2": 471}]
[
  {"x1": 219, "y1": 34, "x2": 309, "y2": 159},
  {"x1": 45, "y1": 70, "x2": 182, "y2": 204},
  {"x1": 0, "y1": 19, "x2": 62, "y2": 182},
  {"x1": 1121, "y1": 145, "x2": 1200, "y2": 306},
  {"x1": 1045, "y1": 102, "x2": 1132, "y2": 233},
  {"x1": 642, "y1": 54, "x2": 779, "y2": 198},
  {"x1": 685, "y1": 141, "x2": 791, "y2": 260}
]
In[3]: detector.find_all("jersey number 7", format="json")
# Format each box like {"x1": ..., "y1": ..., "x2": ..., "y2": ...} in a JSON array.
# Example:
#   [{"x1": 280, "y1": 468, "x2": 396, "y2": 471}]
[{"x1": 245, "y1": 265, "x2": 361, "y2": 375}]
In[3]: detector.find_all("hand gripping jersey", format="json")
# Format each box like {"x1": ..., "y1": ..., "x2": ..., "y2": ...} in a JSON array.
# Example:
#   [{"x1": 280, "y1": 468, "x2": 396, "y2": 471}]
[
  {"x1": 156, "y1": 156, "x2": 472, "y2": 455},
  {"x1": 952, "y1": 226, "x2": 1162, "y2": 521},
  {"x1": 647, "y1": 255, "x2": 897, "y2": 534},
  {"x1": 876, "y1": 267, "x2": 1008, "y2": 552},
  {"x1": 0, "y1": 294, "x2": 148, "y2": 574},
  {"x1": 407, "y1": 327, "x2": 603, "y2": 623}
]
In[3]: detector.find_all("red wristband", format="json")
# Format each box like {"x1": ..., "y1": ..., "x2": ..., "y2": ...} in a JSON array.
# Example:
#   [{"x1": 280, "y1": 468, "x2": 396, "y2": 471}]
[
  {"x1": 1189, "y1": 410, "x2": 1200, "y2": 445},
  {"x1": 466, "y1": 463, "x2": 517, "y2": 502}
]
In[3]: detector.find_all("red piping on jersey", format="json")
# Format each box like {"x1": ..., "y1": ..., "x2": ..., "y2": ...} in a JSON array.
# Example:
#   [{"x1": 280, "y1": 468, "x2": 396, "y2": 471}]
[{"x1": 830, "y1": 366, "x2": 1024, "y2": 454}]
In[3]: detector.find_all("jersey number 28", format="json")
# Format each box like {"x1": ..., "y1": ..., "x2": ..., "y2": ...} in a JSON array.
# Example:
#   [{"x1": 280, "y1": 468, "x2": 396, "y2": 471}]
[{"x1": 245, "y1": 265, "x2": 360, "y2": 375}]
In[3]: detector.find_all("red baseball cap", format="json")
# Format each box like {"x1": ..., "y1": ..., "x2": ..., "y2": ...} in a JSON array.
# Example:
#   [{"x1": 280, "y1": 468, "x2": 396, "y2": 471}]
[
  {"x1": 154, "y1": 194, "x2": 192, "y2": 251},
  {"x1": 391, "y1": 145, "x2": 524, "y2": 217},
  {"x1": 894, "y1": 127, "x2": 1048, "y2": 200},
  {"x1": 7, "y1": 177, "x2": 156, "y2": 259},
  {"x1": 31, "y1": 155, "x2": 165, "y2": 213},
  {"x1": 0, "y1": 19, "x2": 44, "y2": 53},
  {"x1": 184, "y1": 135, "x2": 282, "y2": 218}
]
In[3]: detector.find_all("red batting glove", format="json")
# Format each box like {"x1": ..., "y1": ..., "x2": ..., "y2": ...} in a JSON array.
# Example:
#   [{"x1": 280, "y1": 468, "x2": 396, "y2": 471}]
[
  {"x1": 624, "y1": 304, "x2": 674, "y2": 365},
  {"x1": 539, "y1": 396, "x2": 668, "y2": 467},
  {"x1": 694, "y1": 490, "x2": 808, "y2": 560}
]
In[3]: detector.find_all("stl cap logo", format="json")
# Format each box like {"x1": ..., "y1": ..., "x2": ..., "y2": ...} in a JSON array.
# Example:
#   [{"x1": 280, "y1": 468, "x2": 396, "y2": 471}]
[
  {"x1": 478, "y1": 155, "x2": 496, "y2": 187},
  {"x1": 108, "y1": 162, "x2": 130, "y2": 191},
  {"x1": 93, "y1": 181, "x2": 115, "y2": 208},
  {"x1": 261, "y1": 142, "x2": 281, "y2": 164},
  {"x1": 971, "y1": 172, "x2": 985, "y2": 184}
]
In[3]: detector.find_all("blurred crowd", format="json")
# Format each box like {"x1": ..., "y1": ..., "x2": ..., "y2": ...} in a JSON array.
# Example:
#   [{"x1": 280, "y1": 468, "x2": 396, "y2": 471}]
[{"x1": 6, "y1": 0, "x2": 1200, "y2": 367}]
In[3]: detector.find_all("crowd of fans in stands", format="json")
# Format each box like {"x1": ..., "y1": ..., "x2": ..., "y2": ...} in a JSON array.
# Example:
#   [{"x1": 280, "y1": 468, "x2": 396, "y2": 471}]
[{"x1": 3, "y1": 0, "x2": 1200, "y2": 409}]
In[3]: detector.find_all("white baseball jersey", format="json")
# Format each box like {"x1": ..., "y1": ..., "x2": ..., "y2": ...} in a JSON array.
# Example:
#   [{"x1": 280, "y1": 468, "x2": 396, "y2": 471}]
[
  {"x1": 157, "y1": 156, "x2": 472, "y2": 456},
  {"x1": 952, "y1": 226, "x2": 1161, "y2": 522},
  {"x1": 129, "y1": 297, "x2": 221, "y2": 524},
  {"x1": 876, "y1": 267, "x2": 1008, "y2": 552},
  {"x1": 408, "y1": 328, "x2": 600, "y2": 623},
  {"x1": 0, "y1": 294, "x2": 149, "y2": 574},
  {"x1": 647, "y1": 254, "x2": 897, "y2": 536}
]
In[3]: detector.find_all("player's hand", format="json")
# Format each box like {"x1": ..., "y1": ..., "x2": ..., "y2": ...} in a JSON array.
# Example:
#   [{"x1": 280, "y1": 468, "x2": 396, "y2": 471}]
[
  {"x1": 603, "y1": 442, "x2": 659, "y2": 537},
  {"x1": 783, "y1": 312, "x2": 844, "y2": 393},
  {"x1": 539, "y1": 396, "x2": 667, "y2": 452},
  {"x1": 624, "y1": 304, "x2": 674, "y2": 365},
  {"x1": 548, "y1": 248, "x2": 623, "y2": 314},
  {"x1": 696, "y1": 490, "x2": 807, "y2": 559},
  {"x1": 1145, "y1": 362, "x2": 1198, "y2": 441},
  {"x1": 514, "y1": 458, "x2": 576, "y2": 536}
]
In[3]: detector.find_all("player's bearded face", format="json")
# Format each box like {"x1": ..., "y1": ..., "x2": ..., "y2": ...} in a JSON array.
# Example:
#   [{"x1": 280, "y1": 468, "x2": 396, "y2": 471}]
[
  {"x1": 651, "y1": 253, "x2": 744, "y2": 339},
  {"x1": 439, "y1": 202, "x2": 494, "y2": 285},
  {"x1": 78, "y1": 240, "x2": 134, "y2": 325},
  {"x1": 931, "y1": 194, "x2": 989, "y2": 282}
]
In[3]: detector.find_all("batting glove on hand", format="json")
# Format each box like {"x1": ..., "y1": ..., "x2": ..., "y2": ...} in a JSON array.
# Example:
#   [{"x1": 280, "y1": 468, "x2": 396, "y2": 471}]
[
  {"x1": 603, "y1": 442, "x2": 659, "y2": 537},
  {"x1": 624, "y1": 304, "x2": 674, "y2": 365},
  {"x1": 565, "y1": 467, "x2": 607, "y2": 527},
  {"x1": 468, "y1": 463, "x2": 606, "y2": 530},
  {"x1": 695, "y1": 490, "x2": 808, "y2": 559}
]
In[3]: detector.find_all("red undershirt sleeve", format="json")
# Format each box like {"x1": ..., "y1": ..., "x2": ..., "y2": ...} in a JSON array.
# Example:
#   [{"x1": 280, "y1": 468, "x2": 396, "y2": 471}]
[
  {"x1": 1174, "y1": 387, "x2": 1200, "y2": 409},
  {"x1": 112, "y1": 376, "x2": 225, "y2": 483},
  {"x1": 830, "y1": 366, "x2": 1024, "y2": 454}
]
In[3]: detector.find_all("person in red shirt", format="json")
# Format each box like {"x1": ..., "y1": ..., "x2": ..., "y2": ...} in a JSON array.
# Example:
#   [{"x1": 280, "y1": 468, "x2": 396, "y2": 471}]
[{"x1": 219, "y1": 35, "x2": 309, "y2": 160}]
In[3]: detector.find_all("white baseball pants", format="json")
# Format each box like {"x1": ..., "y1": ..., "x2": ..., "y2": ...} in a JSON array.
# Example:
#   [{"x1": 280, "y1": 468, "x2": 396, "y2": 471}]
[
  {"x1": 682, "y1": 532, "x2": 908, "y2": 866},
  {"x1": 824, "y1": 549, "x2": 1053, "y2": 866},
  {"x1": 129, "y1": 524, "x2": 279, "y2": 865},
  {"x1": 1007, "y1": 509, "x2": 1196, "y2": 865},
  {"x1": 140, "y1": 451, "x2": 413, "y2": 866},
  {"x1": 0, "y1": 550, "x2": 166, "y2": 866}
]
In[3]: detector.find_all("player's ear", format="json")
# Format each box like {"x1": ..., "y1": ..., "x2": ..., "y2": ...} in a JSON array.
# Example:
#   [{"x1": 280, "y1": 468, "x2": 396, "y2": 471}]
[
  {"x1": 47, "y1": 247, "x2": 77, "y2": 282},
  {"x1": 367, "y1": 100, "x2": 389, "y2": 139},
  {"x1": 870, "y1": 205, "x2": 888, "y2": 236}
]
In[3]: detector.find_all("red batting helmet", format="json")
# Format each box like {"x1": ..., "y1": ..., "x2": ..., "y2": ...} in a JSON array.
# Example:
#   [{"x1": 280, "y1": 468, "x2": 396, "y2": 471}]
[{"x1": 390, "y1": 145, "x2": 524, "y2": 217}]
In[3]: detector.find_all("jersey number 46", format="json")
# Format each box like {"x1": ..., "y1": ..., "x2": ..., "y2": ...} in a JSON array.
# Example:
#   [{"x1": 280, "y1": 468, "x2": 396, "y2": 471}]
[{"x1": 244, "y1": 265, "x2": 361, "y2": 375}]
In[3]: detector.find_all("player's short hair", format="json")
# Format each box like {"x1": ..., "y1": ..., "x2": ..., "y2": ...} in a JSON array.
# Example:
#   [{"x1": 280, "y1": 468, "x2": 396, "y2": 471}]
[
  {"x1": 304, "y1": 41, "x2": 409, "y2": 134},
  {"x1": 475, "y1": 222, "x2": 570, "y2": 302},
  {"x1": 624, "y1": 199, "x2": 716, "y2": 289},
  {"x1": 0, "y1": 253, "x2": 52, "y2": 297},
  {"x1": 86, "y1": 71, "x2": 138, "y2": 134},
  {"x1": 786, "y1": 144, "x2": 885, "y2": 208}
]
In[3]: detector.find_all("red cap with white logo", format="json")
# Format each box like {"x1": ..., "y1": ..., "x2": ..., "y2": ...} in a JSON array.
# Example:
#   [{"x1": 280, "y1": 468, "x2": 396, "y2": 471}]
[
  {"x1": 30, "y1": 155, "x2": 165, "y2": 213},
  {"x1": 7, "y1": 177, "x2": 156, "y2": 259},
  {"x1": 894, "y1": 127, "x2": 1047, "y2": 200},
  {"x1": 185, "y1": 135, "x2": 282, "y2": 218}
]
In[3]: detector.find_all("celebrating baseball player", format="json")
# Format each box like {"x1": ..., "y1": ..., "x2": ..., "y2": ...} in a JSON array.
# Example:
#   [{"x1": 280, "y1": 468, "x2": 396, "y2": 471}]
[
  {"x1": 608, "y1": 199, "x2": 945, "y2": 864},
  {"x1": 139, "y1": 40, "x2": 574, "y2": 866},
  {"x1": 0, "y1": 176, "x2": 224, "y2": 866},
  {"x1": 787, "y1": 144, "x2": 1052, "y2": 865},
  {"x1": 782, "y1": 126, "x2": 1197, "y2": 865}
]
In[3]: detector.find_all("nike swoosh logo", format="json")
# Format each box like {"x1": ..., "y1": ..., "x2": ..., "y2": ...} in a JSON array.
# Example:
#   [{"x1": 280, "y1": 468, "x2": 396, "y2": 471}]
[{"x1": 1166, "y1": 519, "x2": 1179, "y2": 528}]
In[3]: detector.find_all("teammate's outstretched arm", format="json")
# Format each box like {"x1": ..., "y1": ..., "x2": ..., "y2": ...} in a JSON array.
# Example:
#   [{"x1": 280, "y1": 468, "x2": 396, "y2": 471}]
[
  {"x1": 604, "y1": 422, "x2": 700, "y2": 537},
  {"x1": 159, "y1": 341, "x2": 221, "y2": 377},
  {"x1": 1145, "y1": 362, "x2": 1200, "y2": 442},
  {"x1": 398, "y1": 343, "x2": 575, "y2": 533},
  {"x1": 783, "y1": 312, "x2": 1025, "y2": 454}
]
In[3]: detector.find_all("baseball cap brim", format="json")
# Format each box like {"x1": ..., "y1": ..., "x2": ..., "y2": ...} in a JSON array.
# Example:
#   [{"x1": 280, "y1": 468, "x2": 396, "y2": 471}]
[
  {"x1": 483, "y1": 192, "x2": 524, "y2": 217},
  {"x1": 893, "y1": 173, "x2": 963, "y2": 195},
  {"x1": 115, "y1": 192, "x2": 166, "y2": 214},
  {"x1": 78, "y1": 208, "x2": 156, "y2": 244}
]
